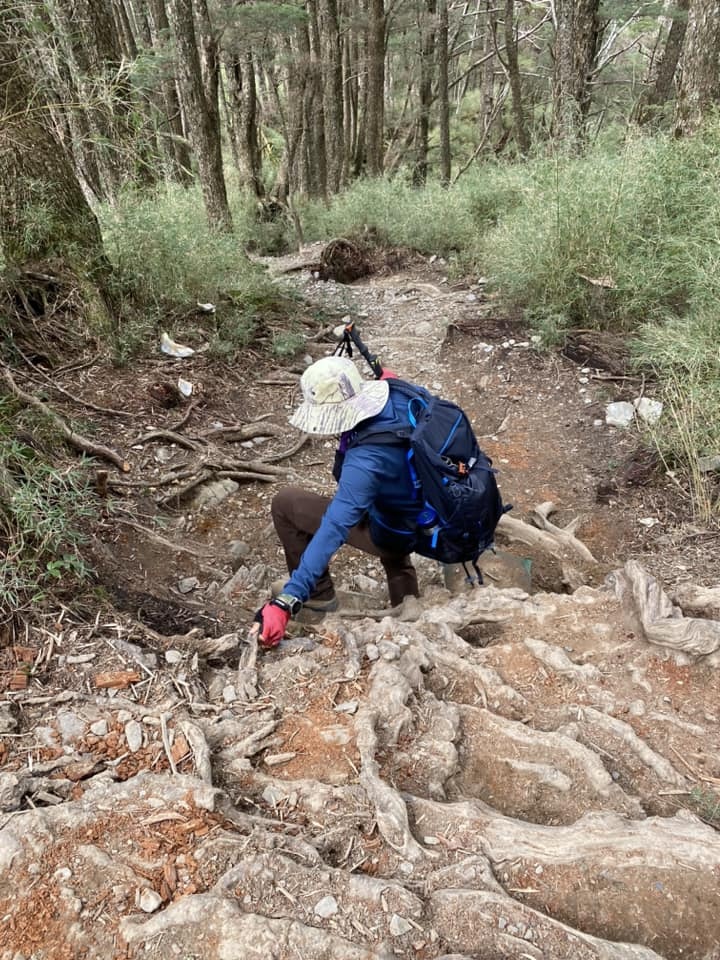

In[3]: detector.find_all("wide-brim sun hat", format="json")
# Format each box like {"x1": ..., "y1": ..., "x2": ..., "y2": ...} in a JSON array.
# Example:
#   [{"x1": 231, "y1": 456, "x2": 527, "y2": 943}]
[{"x1": 289, "y1": 355, "x2": 389, "y2": 435}]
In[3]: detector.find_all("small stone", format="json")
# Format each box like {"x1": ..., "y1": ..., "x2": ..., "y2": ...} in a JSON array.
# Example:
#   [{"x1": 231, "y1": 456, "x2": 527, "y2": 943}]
[
  {"x1": 54, "y1": 867, "x2": 72, "y2": 881},
  {"x1": 165, "y1": 650, "x2": 183, "y2": 665},
  {"x1": 498, "y1": 917, "x2": 508, "y2": 930},
  {"x1": 264, "y1": 752, "x2": 296, "y2": 766},
  {"x1": 137, "y1": 888, "x2": 163, "y2": 913},
  {"x1": 262, "y1": 785, "x2": 286, "y2": 806},
  {"x1": 320, "y1": 726, "x2": 351, "y2": 745},
  {"x1": 222, "y1": 684, "x2": 237, "y2": 703},
  {"x1": 365, "y1": 643, "x2": 380, "y2": 661},
  {"x1": 116, "y1": 710, "x2": 132, "y2": 723},
  {"x1": 423, "y1": 836, "x2": 439, "y2": 845},
  {"x1": 389, "y1": 914, "x2": 413, "y2": 937},
  {"x1": 535, "y1": 865, "x2": 543, "y2": 875},
  {"x1": 89, "y1": 719, "x2": 108, "y2": 737},
  {"x1": 334, "y1": 700, "x2": 359, "y2": 715},
  {"x1": 314, "y1": 895, "x2": 338, "y2": 918},
  {"x1": 177, "y1": 577, "x2": 200, "y2": 594},
  {"x1": 124, "y1": 720, "x2": 143, "y2": 753},
  {"x1": 229, "y1": 540, "x2": 251, "y2": 570},
  {"x1": 56, "y1": 710, "x2": 86, "y2": 744},
  {"x1": 378, "y1": 639, "x2": 401, "y2": 661}
]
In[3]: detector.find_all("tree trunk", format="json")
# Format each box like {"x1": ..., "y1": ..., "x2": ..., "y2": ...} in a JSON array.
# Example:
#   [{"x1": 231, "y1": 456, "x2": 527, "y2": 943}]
[
  {"x1": 147, "y1": 0, "x2": 193, "y2": 184},
  {"x1": 480, "y1": 0, "x2": 498, "y2": 142},
  {"x1": 674, "y1": 0, "x2": 720, "y2": 135},
  {"x1": 307, "y1": 0, "x2": 328, "y2": 198},
  {"x1": 415, "y1": 0, "x2": 436, "y2": 185},
  {"x1": 223, "y1": 50, "x2": 264, "y2": 198},
  {"x1": 0, "y1": 9, "x2": 109, "y2": 292},
  {"x1": 504, "y1": 0, "x2": 531, "y2": 154},
  {"x1": 552, "y1": 0, "x2": 601, "y2": 142},
  {"x1": 438, "y1": 0, "x2": 451, "y2": 183},
  {"x1": 50, "y1": 0, "x2": 135, "y2": 197},
  {"x1": 366, "y1": 0, "x2": 386, "y2": 176},
  {"x1": 168, "y1": 0, "x2": 233, "y2": 231},
  {"x1": 320, "y1": 0, "x2": 345, "y2": 192}
]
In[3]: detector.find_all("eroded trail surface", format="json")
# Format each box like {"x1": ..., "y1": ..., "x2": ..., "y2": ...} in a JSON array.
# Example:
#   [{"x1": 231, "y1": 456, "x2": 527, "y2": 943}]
[{"x1": 2, "y1": 248, "x2": 720, "y2": 960}]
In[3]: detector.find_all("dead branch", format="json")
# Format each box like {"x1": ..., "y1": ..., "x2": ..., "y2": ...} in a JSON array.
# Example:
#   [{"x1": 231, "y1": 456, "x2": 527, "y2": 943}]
[
  {"x1": 261, "y1": 435, "x2": 308, "y2": 464},
  {"x1": 200, "y1": 421, "x2": 286, "y2": 441},
  {"x1": 14, "y1": 346, "x2": 133, "y2": 419},
  {"x1": 169, "y1": 400, "x2": 199, "y2": 432},
  {"x1": 131, "y1": 429, "x2": 202, "y2": 451},
  {"x1": 156, "y1": 470, "x2": 214, "y2": 506},
  {"x1": 1, "y1": 364, "x2": 130, "y2": 473}
]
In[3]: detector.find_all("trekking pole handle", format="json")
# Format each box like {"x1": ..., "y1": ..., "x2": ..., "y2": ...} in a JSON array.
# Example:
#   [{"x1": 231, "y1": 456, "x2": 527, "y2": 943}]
[{"x1": 341, "y1": 321, "x2": 384, "y2": 379}]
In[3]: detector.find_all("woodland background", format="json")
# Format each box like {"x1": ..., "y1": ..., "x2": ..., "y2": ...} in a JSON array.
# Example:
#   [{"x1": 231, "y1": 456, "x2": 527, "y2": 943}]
[{"x1": 1, "y1": 0, "x2": 719, "y2": 612}]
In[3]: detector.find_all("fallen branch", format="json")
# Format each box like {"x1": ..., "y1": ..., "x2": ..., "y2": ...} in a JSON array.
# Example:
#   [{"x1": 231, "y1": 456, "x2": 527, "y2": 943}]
[
  {"x1": 200, "y1": 420, "x2": 285, "y2": 441},
  {"x1": 14, "y1": 346, "x2": 133, "y2": 419},
  {"x1": 1, "y1": 365, "x2": 130, "y2": 473},
  {"x1": 130, "y1": 429, "x2": 202, "y2": 451}
]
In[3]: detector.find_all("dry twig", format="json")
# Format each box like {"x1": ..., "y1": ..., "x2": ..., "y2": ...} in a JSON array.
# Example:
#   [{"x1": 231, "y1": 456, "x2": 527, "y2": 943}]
[{"x1": 1, "y1": 364, "x2": 130, "y2": 472}]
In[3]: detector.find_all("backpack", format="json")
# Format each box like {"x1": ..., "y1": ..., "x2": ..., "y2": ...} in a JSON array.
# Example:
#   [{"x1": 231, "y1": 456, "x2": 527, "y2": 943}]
[{"x1": 350, "y1": 379, "x2": 510, "y2": 575}]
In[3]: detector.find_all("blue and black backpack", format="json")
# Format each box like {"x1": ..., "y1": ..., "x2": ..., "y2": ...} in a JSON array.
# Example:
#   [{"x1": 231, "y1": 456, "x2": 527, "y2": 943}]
[{"x1": 349, "y1": 379, "x2": 510, "y2": 579}]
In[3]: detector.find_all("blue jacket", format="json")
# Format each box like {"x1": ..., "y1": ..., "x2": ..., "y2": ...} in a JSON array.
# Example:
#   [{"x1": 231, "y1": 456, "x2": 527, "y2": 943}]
[{"x1": 284, "y1": 389, "x2": 424, "y2": 602}]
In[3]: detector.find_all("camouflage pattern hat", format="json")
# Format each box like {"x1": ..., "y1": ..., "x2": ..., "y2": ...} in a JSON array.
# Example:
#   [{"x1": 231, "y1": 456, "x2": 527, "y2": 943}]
[{"x1": 289, "y1": 356, "x2": 389, "y2": 436}]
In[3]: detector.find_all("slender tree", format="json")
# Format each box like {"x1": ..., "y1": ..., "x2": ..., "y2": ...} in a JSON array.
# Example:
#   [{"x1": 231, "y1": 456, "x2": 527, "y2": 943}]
[
  {"x1": 438, "y1": 0, "x2": 451, "y2": 183},
  {"x1": 0, "y1": 4, "x2": 110, "y2": 305},
  {"x1": 674, "y1": 0, "x2": 720, "y2": 135},
  {"x1": 503, "y1": 0, "x2": 530, "y2": 154},
  {"x1": 552, "y1": 0, "x2": 601, "y2": 142},
  {"x1": 636, "y1": 0, "x2": 690, "y2": 123},
  {"x1": 168, "y1": 0, "x2": 233, "y2": 230},
  {"x1": 366, "y1": 0, "x2": 386, "y2": 175},
  {"x1": 147, "y1": 0, "x2": 194, "y2": 183}
]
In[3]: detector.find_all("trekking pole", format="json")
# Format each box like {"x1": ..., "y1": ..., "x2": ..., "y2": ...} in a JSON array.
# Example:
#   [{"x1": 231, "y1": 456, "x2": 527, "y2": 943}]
[{"x1": 333, "y1": 319, "x2": 384, "y2": 379}]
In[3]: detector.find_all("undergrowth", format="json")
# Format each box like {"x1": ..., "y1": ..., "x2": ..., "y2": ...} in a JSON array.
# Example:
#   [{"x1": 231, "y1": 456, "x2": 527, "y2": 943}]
[
  {"x1": 0, "y1": 408, "x2": 97, "y2": 617},
  {"x1": 100, "y1": 184, "x2": 291, "y2": 363}
]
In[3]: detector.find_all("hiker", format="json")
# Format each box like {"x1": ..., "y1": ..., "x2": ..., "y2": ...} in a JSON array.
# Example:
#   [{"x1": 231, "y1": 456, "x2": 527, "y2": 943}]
[
  {"x1": 253, "y1": 353, "x2": 505, "y2": 648},
  {"x1": 254, "y1": 355, "x2": 425, "y2": 648}
]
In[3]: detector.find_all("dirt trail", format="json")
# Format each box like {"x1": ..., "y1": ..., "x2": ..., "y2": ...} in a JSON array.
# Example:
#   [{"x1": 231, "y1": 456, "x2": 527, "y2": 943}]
[{"x1": 1, "y1": 248, "x2": 719, "y2": 960}]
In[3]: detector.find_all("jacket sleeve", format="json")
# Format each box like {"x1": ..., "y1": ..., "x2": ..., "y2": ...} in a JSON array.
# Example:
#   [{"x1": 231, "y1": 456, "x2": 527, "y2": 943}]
[{"x1": 283, "y1": 446, "x2": 384, "y2": 602}]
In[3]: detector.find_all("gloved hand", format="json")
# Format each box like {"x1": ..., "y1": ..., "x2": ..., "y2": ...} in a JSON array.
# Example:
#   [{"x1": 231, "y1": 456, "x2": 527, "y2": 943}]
[{"x1": 254, "y1": 602, "x2": 290, "y2": 648}]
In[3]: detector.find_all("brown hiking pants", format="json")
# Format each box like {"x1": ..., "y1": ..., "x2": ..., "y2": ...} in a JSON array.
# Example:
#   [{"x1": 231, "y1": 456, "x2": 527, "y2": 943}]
[{"x1": 271, "y1": 486, "x2": 419, "y2": 607}]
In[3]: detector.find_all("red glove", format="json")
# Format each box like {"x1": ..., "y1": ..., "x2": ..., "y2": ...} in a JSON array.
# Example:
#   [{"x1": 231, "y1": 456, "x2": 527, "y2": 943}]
[
  {"x1": 380, "y1": 369, "x2": 398, "y2": 380},
  {"x1": 255, "y1": 602, "x2": 290, "y2": 648}
]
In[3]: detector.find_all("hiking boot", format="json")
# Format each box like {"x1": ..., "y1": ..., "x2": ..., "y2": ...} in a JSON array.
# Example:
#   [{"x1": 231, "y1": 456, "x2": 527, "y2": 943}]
[{"x1": 270, "y1": 579, "x2": 339, "y2": 614}]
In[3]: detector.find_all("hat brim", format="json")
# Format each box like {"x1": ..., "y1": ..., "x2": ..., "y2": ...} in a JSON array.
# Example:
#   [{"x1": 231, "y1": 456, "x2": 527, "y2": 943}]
[{"x1": 289, "y1": 379, "x2": 389, "y2": 435}]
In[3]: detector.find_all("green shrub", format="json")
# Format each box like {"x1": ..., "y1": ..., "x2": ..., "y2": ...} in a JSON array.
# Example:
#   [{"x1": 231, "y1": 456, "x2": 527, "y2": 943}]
[
  {"x1": 0, "y1": 422, "x2": 96, "y2": 613},
  {"x1": 480, "y1": 126, "x2": 720, "y2": 333},
  {"x1": 99, "y1": 184, "x2": 289, "y2": 360}
]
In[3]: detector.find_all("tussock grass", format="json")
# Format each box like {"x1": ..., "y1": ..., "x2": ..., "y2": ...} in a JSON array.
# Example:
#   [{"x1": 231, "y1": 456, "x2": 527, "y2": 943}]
[
  {"x1": 99, "y1": 184, "x2": 287, "y2": 361},
  {"x1": 299, "y1": 170, "x2": 523, "y2": 261}
]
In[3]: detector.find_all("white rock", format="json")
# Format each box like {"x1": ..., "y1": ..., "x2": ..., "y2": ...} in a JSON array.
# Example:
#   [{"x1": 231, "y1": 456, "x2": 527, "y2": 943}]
[
  {"x1": 124, "y1": 720, "x2": 143, "y2": 753},
  {"x1": 605, "y1": 401, "x2": 635, "y2": 428},
  {"x1": 634, "y1": 396, "x2": 663, "y2": 424},
  {"x1": 389, "y1": 914, "x2": 413, "y2": 936},
  {"x1": 314, "y1": 895, "x2": 338, "y2": 918},
  {"x1": 89, "y1": 719, "x2": 108, "y2": 737},
  {"x1": 177, "y1": 577, "x2": 200, "y2": 594},
  {"x1": 365, "y1": 643, "x2": 380, "y2": 661},
  {"x1": 165, "y1": 650, "x2": 183, "y2": 665},
  {"x1": 137, "y1": 888, "x2": 163, "y2": 913},
  {"x1": 262, "y1": 785, "x2": 286, "y2": 806},
  {"x1": 222, "y1": 684, "x2": 238, "y2": 703},
  {"x1": 334, "y1": 700, "x2": 359, "y2": 715}
]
